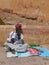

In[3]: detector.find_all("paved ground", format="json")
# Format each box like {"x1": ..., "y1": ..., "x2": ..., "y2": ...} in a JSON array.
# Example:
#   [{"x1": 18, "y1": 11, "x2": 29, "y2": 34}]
[{"x1": 0, "y1": 45, "x2": 49, "y2": 65}]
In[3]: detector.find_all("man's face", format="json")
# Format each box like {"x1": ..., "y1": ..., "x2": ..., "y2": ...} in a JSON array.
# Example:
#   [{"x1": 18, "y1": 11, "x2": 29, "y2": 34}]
[{"x1": 16, "y1": 27, "x2": 21, "y2": 34}]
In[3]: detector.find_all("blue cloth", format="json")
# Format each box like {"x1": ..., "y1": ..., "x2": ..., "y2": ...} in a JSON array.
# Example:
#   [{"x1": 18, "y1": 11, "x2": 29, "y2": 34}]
[
  {"x1": 33, "y1": 46, "x2": 49, "y2": 57},
  {"x1": 15, "y1": 46, "x2": 49, "y2": 57},
  {"x1": 17, "y1": 51, "x2": 31, "y2": 57},
  {"x1": 17, "y1": 49, "x2": 40, "y2": 57}
]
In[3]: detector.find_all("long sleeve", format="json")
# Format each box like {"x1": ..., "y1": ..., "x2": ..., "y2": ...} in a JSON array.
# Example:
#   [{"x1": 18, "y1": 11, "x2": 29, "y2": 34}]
[
  {"x1": 7, "y1": 31, "x2": 14, "y2": 42},
  {"x1": 21, "y1": 34, "x2": 24, "y2": 40}
]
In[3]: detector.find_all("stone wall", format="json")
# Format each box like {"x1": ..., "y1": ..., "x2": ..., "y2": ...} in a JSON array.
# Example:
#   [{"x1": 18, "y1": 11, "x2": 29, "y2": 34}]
[
  {"x1": 0, "y1": 0, "x2": 49, "y2": 20},
  {"x1": 0, "y1": 0, "x2": 12, "y2": 9},
  {"x1": 0, "y1": 25, "x2": 49, "y2": 46}
]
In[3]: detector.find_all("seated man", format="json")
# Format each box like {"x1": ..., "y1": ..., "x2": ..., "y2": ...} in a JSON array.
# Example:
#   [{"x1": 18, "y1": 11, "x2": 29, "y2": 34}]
[{"x1": 4, "y1": 23, "x2": 28, "y2": 53}]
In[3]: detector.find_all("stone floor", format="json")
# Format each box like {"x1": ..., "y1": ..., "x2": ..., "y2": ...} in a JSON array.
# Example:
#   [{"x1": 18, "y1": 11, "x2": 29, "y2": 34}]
[{"x1": 0, "y1": 45, "x2": 49, "y2": 65}]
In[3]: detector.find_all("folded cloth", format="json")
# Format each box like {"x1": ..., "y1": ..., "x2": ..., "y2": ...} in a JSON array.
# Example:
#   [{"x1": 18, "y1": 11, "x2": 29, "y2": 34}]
[{"x1": 7, "y1": 52, "x2": 18, "y2": 57}]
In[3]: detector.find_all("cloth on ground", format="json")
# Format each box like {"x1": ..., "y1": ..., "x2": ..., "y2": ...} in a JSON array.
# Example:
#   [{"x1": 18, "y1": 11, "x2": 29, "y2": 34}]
[
  {"x1": 33, "y1": 46, "x2": 49, "y2": 57},
  {"x1": 6, "y1": 43, "x2": 49, "y2": 57}
]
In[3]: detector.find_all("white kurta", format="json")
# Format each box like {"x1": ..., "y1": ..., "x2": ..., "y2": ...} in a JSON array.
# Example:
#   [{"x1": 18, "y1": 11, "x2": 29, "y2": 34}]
[
  {"x1": 7, "y1": 31, "x2": 23, "y2": 43},
  {"x1": 4, "y1": 31, "x2": 28, "y2": 52}
]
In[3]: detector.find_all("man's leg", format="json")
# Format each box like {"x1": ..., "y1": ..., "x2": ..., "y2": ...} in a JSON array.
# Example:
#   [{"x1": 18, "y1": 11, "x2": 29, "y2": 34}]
[
  {"x1": 4, "y1": 42, "x2": 11, "y2": 52},
  {"x1": 4, "y1": 42, "x2": 15, "y2": 54},
  {"x1": 15, "y1": 43, "x2": 29, "y2": 52}
]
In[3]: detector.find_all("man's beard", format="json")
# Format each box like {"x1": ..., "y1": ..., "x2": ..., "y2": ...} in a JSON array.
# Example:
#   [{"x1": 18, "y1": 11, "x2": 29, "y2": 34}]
[
  {"x1": 16, "y1": 29, "x2": 21, "y2": 40},
  {"x1": 17, "y1": 32, "x2": 21, "y2": 40}
]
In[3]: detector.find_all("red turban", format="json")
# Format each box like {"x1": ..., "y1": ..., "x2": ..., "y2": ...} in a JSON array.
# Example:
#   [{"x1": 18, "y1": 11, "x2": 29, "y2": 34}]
[
  {"x1": 15, "y1": 23, "x2": 23, "y2": 34},
  {"x1": 15, "y1": 23, "x2": 22, "y2": 28}
]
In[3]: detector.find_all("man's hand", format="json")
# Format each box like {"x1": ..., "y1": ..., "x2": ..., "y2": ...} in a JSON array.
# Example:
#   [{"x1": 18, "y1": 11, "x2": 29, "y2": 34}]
[{"x1": 11, "y1": 38, "x2": 15, "y2": 43}]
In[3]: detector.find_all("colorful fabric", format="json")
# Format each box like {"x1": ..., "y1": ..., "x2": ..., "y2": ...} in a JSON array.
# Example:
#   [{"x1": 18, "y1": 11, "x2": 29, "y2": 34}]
[
  {"x1": 6, "y1": 43, "x2": 49, "y2": 57},
  {"x1": 33, "y1": 46, "x2": 49, "y2": 57},
  {"x1": 29, "y1": 48, "x2": 40, "y2": 55},
  {"x1": 29, "y1": 43, "x2": 39, "y2": 48}
]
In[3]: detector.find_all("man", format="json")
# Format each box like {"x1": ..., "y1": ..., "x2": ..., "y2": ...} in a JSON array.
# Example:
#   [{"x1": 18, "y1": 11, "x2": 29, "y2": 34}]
[{"x1": 4, "y1": 23, "x2": 28, "y2": 53}]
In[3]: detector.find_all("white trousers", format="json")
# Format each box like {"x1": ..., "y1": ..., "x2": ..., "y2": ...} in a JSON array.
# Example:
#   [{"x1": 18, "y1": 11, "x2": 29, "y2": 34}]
[{"x1": 4, "y1": 42, "x2": 29, "y2": 52}]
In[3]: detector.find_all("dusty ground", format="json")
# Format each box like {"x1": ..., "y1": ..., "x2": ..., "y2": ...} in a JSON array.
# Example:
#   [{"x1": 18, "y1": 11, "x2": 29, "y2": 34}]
[{"x1": 0, "y1": 45, "x2": 49, "y2": 65}]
